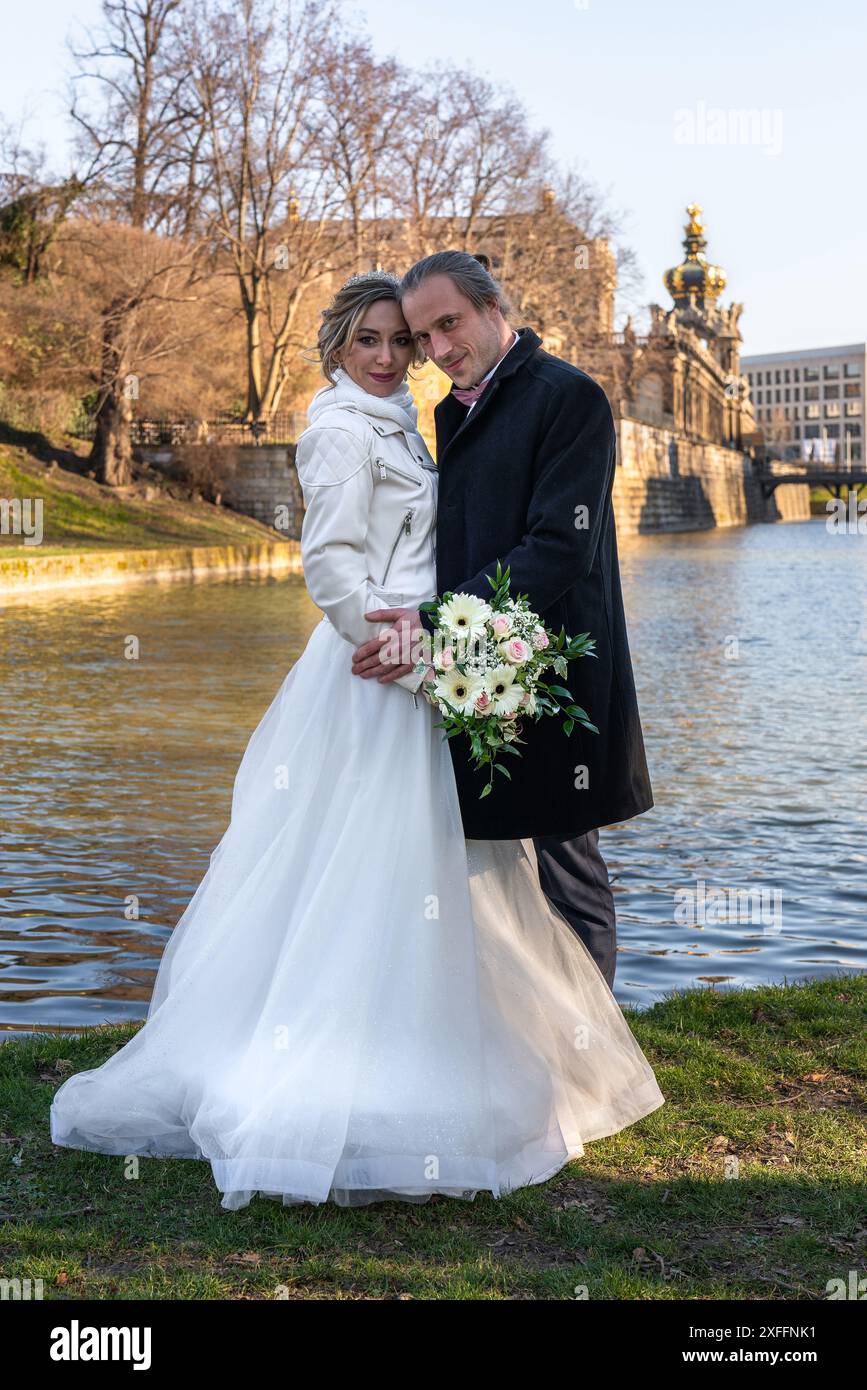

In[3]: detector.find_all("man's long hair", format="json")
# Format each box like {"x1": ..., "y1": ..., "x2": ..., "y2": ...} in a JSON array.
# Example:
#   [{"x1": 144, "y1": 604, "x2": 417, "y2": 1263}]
[{"x1": 400, "y1": 251, "x2": 512, "y2": 316}]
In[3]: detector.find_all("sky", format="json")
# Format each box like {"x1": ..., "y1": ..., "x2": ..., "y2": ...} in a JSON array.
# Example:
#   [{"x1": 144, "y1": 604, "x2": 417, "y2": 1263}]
[{"x1": 2, "y1": 0, "x2": 865, "y2": 355}]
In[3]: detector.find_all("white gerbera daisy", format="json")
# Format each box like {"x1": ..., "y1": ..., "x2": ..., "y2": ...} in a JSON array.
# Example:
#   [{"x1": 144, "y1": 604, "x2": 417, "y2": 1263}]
[
  {"x1": 438, "y1": 593, "x2": 492, "y2": 641},
  {"x1": 485, "y1": 664, "x2": 525, "y2": 715},
  {"x1": 434, "y1": 667, "x2": 487, "y2": 716}
]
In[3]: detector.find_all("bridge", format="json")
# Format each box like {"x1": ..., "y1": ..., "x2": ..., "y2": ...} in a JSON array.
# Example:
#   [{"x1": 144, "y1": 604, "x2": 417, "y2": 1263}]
[{"x1": 754, "y1": 457, "x2": 867, "y2": 500}]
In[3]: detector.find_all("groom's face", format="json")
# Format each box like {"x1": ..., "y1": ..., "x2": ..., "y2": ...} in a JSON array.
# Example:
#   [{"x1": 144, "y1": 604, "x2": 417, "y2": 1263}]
[{"x1": 401, "y1": 274, "x2": 507, "y2": 388}]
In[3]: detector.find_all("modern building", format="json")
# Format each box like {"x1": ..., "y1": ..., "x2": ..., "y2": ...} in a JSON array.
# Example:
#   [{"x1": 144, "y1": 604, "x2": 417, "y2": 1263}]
[{"x1": 741, "y1": 344, "x2": 865, "y2": 464}]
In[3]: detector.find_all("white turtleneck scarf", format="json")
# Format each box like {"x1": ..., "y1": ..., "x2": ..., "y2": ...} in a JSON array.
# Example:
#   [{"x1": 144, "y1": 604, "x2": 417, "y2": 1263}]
[{"x1": 307, "y1": 366, "x2": 420, "y2": 436}]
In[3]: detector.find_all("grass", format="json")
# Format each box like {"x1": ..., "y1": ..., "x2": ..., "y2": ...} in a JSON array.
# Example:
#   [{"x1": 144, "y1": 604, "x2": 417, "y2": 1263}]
[
  {"x1": 0, "y1": 444, "x2": 284, "y2": 558},
  {"x1": 1, "y1": 975, "x2": 864, "y2": 1301}
]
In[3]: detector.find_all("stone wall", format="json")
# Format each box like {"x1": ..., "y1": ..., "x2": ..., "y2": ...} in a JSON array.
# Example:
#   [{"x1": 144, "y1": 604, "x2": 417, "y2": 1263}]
[
  {"x1": 0, "y1": 540, "x2": 302, "y2": 599},
  {"x1": 137, "y1": 444, "x2": 304, "y2": 539},
  {"x1": 139, "y1": 427, "x2": 812, "y2": 545},
  {"x1": 223, "y1": 445, "x2": 304, "y2": 536},
  {"x1": 614, "y1": 416, "x2": 811, "y2": 535}
]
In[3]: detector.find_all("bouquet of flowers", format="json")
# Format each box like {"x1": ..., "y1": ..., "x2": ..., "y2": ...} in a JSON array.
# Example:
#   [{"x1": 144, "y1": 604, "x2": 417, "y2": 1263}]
[{"x1": 415, "y1": 561, "x2": 598, "y2": 799}]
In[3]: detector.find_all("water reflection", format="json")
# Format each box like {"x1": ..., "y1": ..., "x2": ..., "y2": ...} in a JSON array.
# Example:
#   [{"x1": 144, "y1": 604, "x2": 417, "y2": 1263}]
[
  {"x1": 1, "y1": 518, "x2": 865, "y2": 1030},
  {"x1": 610, "y1": 519, "x2": 867, "y2": 1004}
]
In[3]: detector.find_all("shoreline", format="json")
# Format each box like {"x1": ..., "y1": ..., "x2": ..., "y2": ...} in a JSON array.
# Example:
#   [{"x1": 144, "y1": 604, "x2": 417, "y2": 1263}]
[{"x1": 0, "y1": 538, "x2": 304, "y2": 600}]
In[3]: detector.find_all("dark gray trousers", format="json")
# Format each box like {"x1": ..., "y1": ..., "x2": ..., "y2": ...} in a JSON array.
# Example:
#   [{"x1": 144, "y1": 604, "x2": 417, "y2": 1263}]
[{"x1": 532, "y1": 829, "x2": 617, "y2": 988}]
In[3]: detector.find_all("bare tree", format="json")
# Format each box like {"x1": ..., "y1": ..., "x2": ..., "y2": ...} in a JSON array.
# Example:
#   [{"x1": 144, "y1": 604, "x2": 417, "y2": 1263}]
[
  {"x1": 391, "y1": 69, "x2": 547, "y2": 259},
  {"x1": 493, "y1": 168, "x2": 638, "y2": 403},
  {"x1": 2, "y1": 0, "x2": 642, "y2": 470},
  {"x1": 314, "y1": 37, "x2": 408, "y2": 273},
  {"x1": 68, "y1": 0, "x2": 200, "y2": 233},
  {"x1": 50, "y1": 221, "x2": 207, "y2": 484},
  {"x1": 0, "y1": 119, "x2": 86, "y2": 282},
  {"x1": 446, "y1": 71, "x2": 548, "y2": 251},
  {"x1": 187, "y1": 0, "x2": 354, "y2": 422},
  {"x1": 62, "y1": 0, "x2": 215, "y2": 478}
]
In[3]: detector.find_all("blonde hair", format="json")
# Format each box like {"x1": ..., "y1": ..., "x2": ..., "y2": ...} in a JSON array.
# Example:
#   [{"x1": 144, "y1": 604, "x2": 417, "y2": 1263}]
[{"x1": 315, "y1": 271, "x2": 426, "y2": 384}]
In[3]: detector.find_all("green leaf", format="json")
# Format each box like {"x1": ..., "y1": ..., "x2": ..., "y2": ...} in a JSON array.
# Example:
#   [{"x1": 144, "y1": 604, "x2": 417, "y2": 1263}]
[
  {"x1": 494, "y1": 762, "x2": 512, "y2": 779},
  {"x1": 563, "y1": 718, "x2": 574, "y2": 735},
  {"x1": 479, "y1": 782, "x2": 493, "y2": 799}
]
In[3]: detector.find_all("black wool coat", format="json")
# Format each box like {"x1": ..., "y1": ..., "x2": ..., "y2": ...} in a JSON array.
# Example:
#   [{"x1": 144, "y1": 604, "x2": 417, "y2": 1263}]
[{"x1": 419, "y1": 326, "x2": 654, "y2": 839}]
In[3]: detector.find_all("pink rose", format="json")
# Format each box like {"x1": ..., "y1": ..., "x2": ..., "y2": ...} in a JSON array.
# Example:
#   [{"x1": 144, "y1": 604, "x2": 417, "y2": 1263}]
[
  {"x1": 531, "y1": 628, "x2": 549, "y2": 649},
  {"x1": 474, "y1": 690, "x2": 492, "y2": 715},
  {"x1": 491, "y1": 614, "x2": 512, "y2": 637},
  {"x1": 438, "y1": 646, "x2": 455, "y2": 670},
  {"x1": 501, "y1": 637, "x2": 531, "y2": 665}
]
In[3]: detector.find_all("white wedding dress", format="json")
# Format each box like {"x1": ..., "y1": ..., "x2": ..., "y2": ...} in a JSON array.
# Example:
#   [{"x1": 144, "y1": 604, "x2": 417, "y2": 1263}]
[{"x1": 50, "y1": 376, "x2": 664, "y2": 1212}]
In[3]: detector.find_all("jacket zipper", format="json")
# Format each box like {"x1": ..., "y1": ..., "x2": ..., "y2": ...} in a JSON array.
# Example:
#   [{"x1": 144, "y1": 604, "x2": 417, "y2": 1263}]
[
  {"x1": 380, "y1": 509, "x2": 413, "y2": 586},
  {"x1": 375, "y1": 457, "x2": 429, "y2": 484}
]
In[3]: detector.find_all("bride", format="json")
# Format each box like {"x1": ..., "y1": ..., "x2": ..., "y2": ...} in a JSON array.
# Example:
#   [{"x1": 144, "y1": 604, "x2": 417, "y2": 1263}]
[{"x1": 50, "y1": 271, "x2": 664, "y2": 1210}]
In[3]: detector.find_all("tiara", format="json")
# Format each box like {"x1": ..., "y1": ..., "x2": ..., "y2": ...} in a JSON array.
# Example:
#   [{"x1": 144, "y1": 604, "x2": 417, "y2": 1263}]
[{"x1": 340, "y1": 269, "x2": 402, "y2": 291}]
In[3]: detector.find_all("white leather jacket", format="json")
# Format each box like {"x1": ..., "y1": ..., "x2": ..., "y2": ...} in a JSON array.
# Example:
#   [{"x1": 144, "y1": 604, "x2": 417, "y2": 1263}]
[{"x1": 295, "y1": 368, "x2": 438, "y2": 695}]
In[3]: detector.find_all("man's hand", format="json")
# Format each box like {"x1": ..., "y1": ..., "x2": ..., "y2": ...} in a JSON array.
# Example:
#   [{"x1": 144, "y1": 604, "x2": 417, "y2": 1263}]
[{"x1": 352, "y1": 607, "x2": 429, "y2": 683}]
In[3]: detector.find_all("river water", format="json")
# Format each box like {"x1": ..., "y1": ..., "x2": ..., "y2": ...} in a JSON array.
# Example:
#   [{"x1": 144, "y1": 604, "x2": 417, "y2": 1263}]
[{"x1": 1, "y1": 517, "x2": 865, "y2": 1031}]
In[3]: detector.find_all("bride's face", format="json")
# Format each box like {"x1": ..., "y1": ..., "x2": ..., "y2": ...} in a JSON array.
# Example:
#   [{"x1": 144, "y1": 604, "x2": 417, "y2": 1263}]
[{"x1": 338, "y1": 299, "x2": 414, "y2": 397}]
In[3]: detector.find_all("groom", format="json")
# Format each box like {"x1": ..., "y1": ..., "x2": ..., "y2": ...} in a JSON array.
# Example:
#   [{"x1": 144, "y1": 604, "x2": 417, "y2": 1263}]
[{"x1": 350, "y1": 250, "x2": 653, "y2": 987}]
